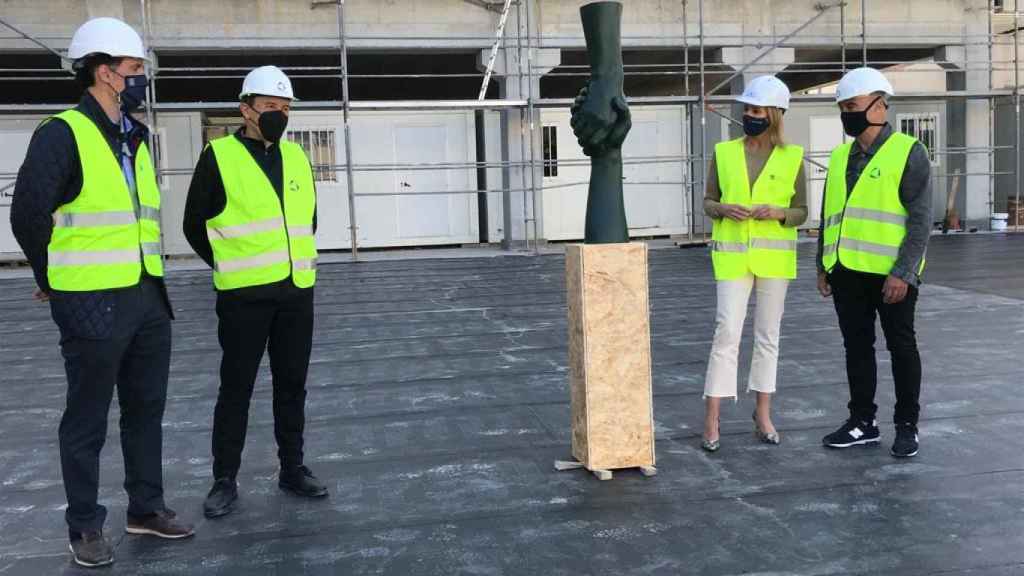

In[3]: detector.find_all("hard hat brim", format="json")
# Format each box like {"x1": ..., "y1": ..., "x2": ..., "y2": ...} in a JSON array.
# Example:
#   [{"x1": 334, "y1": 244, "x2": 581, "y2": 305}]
[
  {"x1": 736, "y1": 94, "x2": 788, "y2": 110},
  {"x1": 239, "y1": 92, "x2": 299, "y2": 102}
]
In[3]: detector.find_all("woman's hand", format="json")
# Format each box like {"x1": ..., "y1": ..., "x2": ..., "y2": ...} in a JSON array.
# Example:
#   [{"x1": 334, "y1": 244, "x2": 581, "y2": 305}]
[
  {"x1": 751, "y1": 205, "x2": 786, "y2": 221},
  {"x1": 720, "y1": 204, "x2": 751, "y2": 221}
]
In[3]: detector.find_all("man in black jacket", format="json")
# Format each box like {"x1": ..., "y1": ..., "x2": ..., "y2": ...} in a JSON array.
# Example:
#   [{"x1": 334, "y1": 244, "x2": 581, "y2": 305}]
[
  {"x1": 184, "y1": 65, "x2": 328, "y2": 520},
  {"x1": 10, "y1": 17, "x2": 193, "y2": 568}
]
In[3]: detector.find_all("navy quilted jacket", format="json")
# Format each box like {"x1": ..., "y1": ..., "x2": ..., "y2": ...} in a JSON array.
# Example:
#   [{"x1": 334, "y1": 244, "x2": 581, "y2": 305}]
[{"x1": 10, "y1": 92, "x2": 174, "y2": 336}]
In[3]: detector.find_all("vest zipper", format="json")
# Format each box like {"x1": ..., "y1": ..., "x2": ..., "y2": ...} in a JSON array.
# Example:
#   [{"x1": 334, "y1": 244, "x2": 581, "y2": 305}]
[{"x1": 273, "y1": 147, "x2": 294, "y2": 283}]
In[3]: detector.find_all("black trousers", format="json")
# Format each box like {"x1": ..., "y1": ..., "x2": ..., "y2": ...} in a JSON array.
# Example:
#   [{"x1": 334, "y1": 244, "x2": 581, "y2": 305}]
[
  {"x1": 212, "y1": 286, "x2": 314, "y2": 480},
  {"x1": 828, "y1": 266, "x2": 922, "y2": 426},
  {"x1": 51, "y1": 278, "x2": 171, "y2": 535}
]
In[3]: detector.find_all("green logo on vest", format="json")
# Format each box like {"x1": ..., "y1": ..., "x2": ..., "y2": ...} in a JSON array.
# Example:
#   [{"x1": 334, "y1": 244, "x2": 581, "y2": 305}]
[
  {"x1": 289, "y1": 180, "x2": 299, "y2": 193},
  {"x1": 869, "y1": 167, "x2": 881, "y2": 179}
]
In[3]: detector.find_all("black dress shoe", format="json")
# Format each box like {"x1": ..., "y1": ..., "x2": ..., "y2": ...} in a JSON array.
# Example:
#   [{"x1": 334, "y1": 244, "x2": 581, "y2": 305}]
[
  {"x1": 203, "y1": 478, "x2": 238, "y2": 518},
  {"x1": 279, "y1": 465, "x2": 329, "y2": 498}
]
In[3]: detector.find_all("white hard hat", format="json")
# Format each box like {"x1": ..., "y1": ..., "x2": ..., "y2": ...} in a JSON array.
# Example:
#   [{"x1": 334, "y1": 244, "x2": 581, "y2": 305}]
[
  {"x1": 68, "y1": 17, "x2": 148, "y2": 62},
  {"x1": 736, "y1": 75, "x2": 791, "y2": 110},
  {"x1": 835, "y1": 67, "x2": 894, "y2": 103},
  {"x1": 240, "y1": 66, "x2": 295, "y2": 100}
]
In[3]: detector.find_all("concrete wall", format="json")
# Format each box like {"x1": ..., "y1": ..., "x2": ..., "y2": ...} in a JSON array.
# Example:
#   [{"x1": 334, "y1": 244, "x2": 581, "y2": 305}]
[{"x1": 0, "y1": 0, "x2": 984, "y2": 53}]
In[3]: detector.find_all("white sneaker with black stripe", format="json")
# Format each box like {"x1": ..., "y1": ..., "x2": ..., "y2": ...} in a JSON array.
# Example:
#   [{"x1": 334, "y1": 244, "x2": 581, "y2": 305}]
[{"x1": 823, "y1": 418, "x2": 881, "y2": 448}]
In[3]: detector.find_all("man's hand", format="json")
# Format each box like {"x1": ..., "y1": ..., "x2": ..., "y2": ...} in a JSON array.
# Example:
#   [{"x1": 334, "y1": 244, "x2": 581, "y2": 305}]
[
  {"x1": 33, "y1": 288, "x2": 50, "y2": 302},
  {"x1": 817, "y1": 272, "x2": 832, "y2": 298},
  {"x1": 570, "y1": 83, "x2": 631, "y2": 157},
  {"x1": 751, "y1": 205, "x2": 786, "y2": 222},
  {"x1": 719, "y1": 204, "x2": 751, "y2": 222},
  {"x1": 882, "y1": 274, "x2": 909, "y2": 304}
]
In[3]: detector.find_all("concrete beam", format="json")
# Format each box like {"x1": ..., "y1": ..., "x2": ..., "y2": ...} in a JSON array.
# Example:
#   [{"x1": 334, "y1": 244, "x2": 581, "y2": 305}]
[{"x1": 85, "y1": 0, "x2": 125, "y2": 20}]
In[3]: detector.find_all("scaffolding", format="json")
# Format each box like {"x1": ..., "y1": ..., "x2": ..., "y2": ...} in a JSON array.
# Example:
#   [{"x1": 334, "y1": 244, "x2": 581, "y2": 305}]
[{"x1": 0, "y1": 0, "x2": 1022, "y2": 259}]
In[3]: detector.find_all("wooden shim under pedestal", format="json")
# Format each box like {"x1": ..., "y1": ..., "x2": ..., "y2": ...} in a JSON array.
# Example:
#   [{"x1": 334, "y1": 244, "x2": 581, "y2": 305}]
[{"x1": 565, "y1": 242, "x2": 655, "y2": 472}]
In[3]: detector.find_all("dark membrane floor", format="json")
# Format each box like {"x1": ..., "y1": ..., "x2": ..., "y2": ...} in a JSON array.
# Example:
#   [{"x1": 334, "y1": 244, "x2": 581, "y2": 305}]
[{"x1": 0, "y1": 234, "x2": 1022, "y2": 575}]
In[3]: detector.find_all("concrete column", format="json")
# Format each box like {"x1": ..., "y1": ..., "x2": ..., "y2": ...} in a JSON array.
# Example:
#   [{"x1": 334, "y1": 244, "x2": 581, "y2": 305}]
[
  {"x1": 477, "y1": 46, "x2": 560, "y2": 248},
  {"x1": 959, "y1": 4, "x2": 994, "y2": 227}
]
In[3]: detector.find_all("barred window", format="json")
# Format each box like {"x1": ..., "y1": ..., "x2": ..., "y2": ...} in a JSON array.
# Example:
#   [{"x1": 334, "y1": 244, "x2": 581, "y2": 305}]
[
  {"x1": 287, "y1": 129, "x2": 338, "y2": 183},
  {"x1": 543, "y1": 125, "x2": 558, "y2": 178},
  {"x1": 898, "y1": 113, "x2": 939, "y2": 167}
]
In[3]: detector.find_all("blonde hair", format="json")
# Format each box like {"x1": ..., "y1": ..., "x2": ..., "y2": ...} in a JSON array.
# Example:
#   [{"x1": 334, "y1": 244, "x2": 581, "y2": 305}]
[{"x1": 765, "y1": 107, "x2": 786, "y2": 149}]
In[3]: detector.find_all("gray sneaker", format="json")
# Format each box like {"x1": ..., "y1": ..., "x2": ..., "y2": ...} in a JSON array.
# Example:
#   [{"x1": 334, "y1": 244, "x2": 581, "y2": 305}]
[{"x1": 69, "y1": 531, "x2": 114, "y2": 568}]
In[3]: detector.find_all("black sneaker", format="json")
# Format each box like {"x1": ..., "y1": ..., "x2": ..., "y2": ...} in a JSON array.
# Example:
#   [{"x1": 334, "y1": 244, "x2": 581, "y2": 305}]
[
  {"x1": 203, "y1": 478, "x2": 238, "y2": 519},
  {"x1": 69, "y1": 530, "x2": 114, "y2": 568},
  {"x1": 891, "y1": 423, "x2": 919, "y2": 458},
  {"x1": 823, "y1": 418, "x2": 881, "y2": 448},
  {"x1": 279, "y1": 465, "x2": 329, "y2": 498}
]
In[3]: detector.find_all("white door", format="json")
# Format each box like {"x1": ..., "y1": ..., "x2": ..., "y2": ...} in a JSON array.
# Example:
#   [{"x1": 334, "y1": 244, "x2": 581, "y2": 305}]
[
  {"x1": 394, "y1": 124, "x2": 452, "y2": 239},
  {"x1": 808, "y1": 116, "x2": 846, "y2": 227},
  {"x1": 347, "y1": 111, "x2": 477, "y2": 248}
]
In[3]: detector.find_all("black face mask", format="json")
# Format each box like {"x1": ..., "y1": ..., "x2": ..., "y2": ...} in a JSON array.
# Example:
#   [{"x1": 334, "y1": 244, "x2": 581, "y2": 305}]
[
  {"x1": 743, "y1": 115, "x2": 771, "y2": 137},
  {"x1": 256, "y1": 110, "x2": 288, "y2": 143},
  {"x1": 840, "y1": 95, "x2": 887, "y2": 137}
]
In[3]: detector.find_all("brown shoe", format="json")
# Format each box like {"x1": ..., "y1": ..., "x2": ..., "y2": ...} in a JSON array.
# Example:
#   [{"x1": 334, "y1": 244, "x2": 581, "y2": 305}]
[{"x1": 125, "y1": 508, "x2": 195, "y2": 539}]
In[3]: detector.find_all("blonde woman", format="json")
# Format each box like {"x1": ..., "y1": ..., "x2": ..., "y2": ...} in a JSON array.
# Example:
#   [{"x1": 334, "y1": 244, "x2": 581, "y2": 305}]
[{"x1": 701, "y1": 75, "x2": 808, "y2": 452}]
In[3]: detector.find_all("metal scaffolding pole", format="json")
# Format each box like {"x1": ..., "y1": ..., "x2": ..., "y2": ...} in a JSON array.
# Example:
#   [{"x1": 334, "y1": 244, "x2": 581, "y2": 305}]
[
  {"x1": 683, "y1": 0, "x2": 694, "y2": 242},
  {"x1": 525, "y1": 0, "x2": 540, "y2": 253},
  {"x1": 1014, "y1": 0, "x2": 1021, "y2": 230},
  {"x1": 861, "y1": 0, "x2": 868, "y2": 66},
  {"x1": 139, "y1": 0, "x2": 160, "y2": 206},
  {"x1": 336, "y1": 0, "x2": 360, "y2": 260},
  {"x1": 515, "y1": 0, "x2": 530, "y2": 252},
  {"x1": 698, "y1": 0, "x2": 707, "y2": 241},
  {"x1": 841, "y1": 0, "x2": 847, "y2": 72},
  {"x1": 989, "y1": 0, "x2": 997, "y2": 226}
]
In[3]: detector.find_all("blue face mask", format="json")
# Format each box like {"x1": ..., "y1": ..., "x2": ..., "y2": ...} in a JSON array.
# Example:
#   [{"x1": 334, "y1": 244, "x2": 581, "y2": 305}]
[
  {"x1": 743, "y1": 114, "x2": 771, "y2": 137},
  {"x1": 110, "y1": 67, "x2": 149, "y2": 113}
]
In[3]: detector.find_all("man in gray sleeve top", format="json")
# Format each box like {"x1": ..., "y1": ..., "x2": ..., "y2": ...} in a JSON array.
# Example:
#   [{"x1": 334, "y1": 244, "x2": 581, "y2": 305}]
[{"x1": 816, "y1": 68, "x2": 932, "y2": 458}]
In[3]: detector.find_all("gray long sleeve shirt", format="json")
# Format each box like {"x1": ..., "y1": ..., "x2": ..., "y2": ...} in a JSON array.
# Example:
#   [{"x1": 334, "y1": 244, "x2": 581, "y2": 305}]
[{"x1": 816, "y1": 123, "x2": 933, "y2": 286}]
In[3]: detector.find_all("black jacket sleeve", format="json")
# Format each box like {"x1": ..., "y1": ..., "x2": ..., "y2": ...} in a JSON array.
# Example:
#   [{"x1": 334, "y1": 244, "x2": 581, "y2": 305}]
[
  {"x1": 183, "y1": 145, "x2": 226, "y2": 269},
  {"x1": 10, "y1": 120, "x2": 80, "y2": 293}
]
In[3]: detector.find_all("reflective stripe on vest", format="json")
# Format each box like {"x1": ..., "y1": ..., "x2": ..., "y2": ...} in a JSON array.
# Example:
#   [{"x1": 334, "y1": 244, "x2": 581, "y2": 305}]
[
  {"x1": 821, "y1": 132, "x2": 922, "y2": 276},
  {"x1": 207, "y1": 136, "x2": 318, "y2": 291},
  {"x1": 46, "y1": 110, "x2": 163, "y2": 291},
  {"x1": 710, "y1": 138, "x2": 803, "y2": 281}
]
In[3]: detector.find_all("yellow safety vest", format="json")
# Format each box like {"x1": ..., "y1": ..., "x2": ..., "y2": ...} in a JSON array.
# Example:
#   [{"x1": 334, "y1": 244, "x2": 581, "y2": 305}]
[
  {"x1": 711, "y1": 138, "x2": 804, "y2": 281},
  {"x1": 207, "y1": 136, "x2": 317, "y2": 291},
  {"x1": 821, "y1": 132, "x2": 924, "y2": 276},
  {"x1": 47, "y1": 109, "x2": 163, "y2": 292}
]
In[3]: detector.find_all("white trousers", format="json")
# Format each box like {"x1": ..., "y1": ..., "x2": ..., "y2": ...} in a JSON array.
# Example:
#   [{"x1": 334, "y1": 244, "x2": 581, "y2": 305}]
[{"x1": 704, "y1": 274, "x2": 790, "y2": 399}]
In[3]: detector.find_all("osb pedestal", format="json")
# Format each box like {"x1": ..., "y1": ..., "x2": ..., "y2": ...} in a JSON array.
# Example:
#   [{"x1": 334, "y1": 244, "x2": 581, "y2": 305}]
[{"x1": 554, "y1": 243, "x2": 656, "y2": 481}]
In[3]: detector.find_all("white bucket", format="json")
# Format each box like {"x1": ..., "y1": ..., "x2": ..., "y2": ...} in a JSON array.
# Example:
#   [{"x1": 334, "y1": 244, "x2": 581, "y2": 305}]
[{"x1": 991, "y1": 212, "x2": 1009, "y2": 231}]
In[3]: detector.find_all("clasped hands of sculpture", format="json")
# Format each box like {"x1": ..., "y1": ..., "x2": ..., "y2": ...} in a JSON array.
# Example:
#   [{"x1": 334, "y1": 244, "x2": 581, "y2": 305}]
[{"x1": 571, "y1": 1, "x2": 633, "y2": 245}]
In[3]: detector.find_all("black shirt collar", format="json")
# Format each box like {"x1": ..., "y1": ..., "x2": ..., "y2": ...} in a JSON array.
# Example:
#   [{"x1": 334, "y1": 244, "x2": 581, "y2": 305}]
[
  {"x1": 851, "y1": 123, "x2": 893, "y2": 158},
  {"x1": 233, "y1": 127, "x2": 278, "y2": 154}
]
